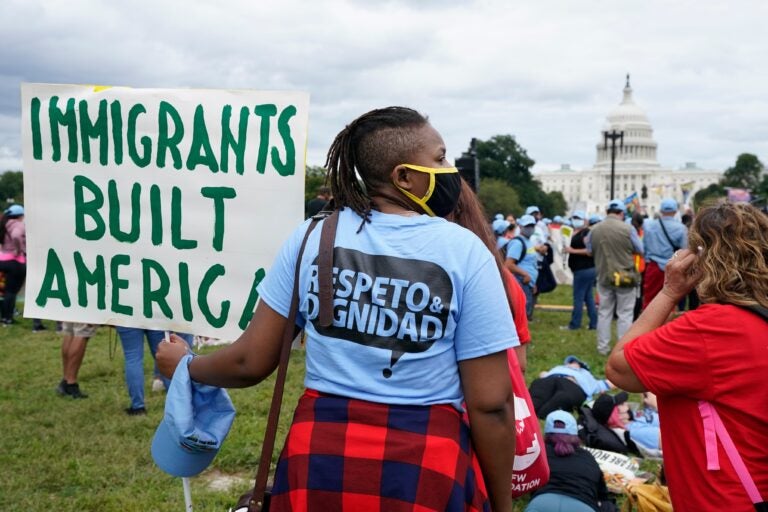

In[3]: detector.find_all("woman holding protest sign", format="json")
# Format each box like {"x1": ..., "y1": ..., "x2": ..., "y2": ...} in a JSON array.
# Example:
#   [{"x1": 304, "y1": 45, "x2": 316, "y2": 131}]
[{"x1": 158, "y1": 106, "x2": 518, "y2": 511}]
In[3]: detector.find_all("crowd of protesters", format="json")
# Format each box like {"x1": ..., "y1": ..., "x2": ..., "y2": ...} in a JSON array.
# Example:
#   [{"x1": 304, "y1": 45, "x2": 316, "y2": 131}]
[{"x1": 5, "y1": 102, "x2": 767, "y2": 509}]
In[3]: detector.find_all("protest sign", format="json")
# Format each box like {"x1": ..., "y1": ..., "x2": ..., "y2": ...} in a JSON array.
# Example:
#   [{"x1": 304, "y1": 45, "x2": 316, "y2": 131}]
[{"x1": 21, "y1": 83, "x2": 309, "y2": 341}]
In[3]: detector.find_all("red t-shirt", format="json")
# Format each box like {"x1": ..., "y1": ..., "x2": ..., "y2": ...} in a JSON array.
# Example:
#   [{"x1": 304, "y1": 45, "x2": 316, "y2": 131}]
[
  {"x1": 502, "y1": 268, "x2": 530, "y2": 344},
  {"x1": 624, "y1": 304, "x2": 768, "y2": 511}
]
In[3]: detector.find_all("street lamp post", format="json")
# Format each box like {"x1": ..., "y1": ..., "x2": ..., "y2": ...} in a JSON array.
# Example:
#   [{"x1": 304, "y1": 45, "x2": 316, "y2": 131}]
[{"x1": 603, "y1": 128, "x2": 624, "y2": 199}]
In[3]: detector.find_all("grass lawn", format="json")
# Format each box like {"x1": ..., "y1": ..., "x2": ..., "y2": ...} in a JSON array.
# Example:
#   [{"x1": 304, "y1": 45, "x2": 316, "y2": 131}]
[{"x1": 0, "y1": 286, "x2": 646, "y2": 511}]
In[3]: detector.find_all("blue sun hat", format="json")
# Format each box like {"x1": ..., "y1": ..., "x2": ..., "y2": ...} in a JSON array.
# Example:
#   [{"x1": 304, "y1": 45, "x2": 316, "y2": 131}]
[{"x1": 151, "y1": 354, "x2": 236, "y2": 477}]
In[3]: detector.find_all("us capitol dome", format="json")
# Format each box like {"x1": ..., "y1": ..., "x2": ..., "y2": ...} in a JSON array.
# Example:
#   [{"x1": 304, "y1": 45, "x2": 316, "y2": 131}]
[{"x1": 535, "y1": 75, "x2": 722, "y2": 216}]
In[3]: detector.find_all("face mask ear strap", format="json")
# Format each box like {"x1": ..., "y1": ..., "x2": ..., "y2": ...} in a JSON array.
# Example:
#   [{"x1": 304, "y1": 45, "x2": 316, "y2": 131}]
[{"x1": 393, "y1": 165, "x2": 438, "y2": 216}]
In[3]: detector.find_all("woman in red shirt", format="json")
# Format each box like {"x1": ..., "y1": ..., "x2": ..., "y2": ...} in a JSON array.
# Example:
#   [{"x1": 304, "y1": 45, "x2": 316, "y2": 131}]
[{"x1": 606, "y1": 203, "x2": 768, "y2": 510}]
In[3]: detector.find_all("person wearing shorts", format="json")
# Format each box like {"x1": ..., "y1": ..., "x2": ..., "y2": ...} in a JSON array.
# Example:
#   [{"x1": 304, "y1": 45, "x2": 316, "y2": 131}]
[{"x1": 56, "y1": 322, "x2": 99, "y2": 399}]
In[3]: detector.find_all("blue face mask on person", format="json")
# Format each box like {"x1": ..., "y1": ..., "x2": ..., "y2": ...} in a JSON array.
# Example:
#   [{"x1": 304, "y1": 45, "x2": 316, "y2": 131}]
[
  {"x1": 521, "y1": 226, "x2": 535, "y2": 237},
  {"x1": 572, "y1": 219, "x2": 585, "y2": 228}
]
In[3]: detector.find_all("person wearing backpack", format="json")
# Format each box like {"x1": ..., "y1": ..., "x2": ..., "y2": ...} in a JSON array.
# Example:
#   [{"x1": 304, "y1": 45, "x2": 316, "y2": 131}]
[
  {"x1": 505, "y1": 214, "x2": 545, "y2": 321},
  {"x1": 607, "y1": 203, "x2": 768, "y2": 510}
]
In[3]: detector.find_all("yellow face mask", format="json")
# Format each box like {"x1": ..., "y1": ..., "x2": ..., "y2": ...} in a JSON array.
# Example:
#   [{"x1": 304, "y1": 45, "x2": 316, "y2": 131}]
[{"x1": 393, "y1": 164, "x2": 462, "y2": 217}]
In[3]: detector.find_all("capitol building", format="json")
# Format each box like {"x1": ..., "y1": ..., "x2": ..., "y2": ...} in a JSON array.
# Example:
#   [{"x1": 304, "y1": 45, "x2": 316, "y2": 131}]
[{"x1": 535, "y1": 77, "x2": 722, "y2": 216}]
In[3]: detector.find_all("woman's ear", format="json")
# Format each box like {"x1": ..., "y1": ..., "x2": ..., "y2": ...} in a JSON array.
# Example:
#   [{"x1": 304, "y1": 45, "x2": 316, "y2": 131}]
[{"x1": 391, "y1": 165, "x2": 414, "y2": 191}]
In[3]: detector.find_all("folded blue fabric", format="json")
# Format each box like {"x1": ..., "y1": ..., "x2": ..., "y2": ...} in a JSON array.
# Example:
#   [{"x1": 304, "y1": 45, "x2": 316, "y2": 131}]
[{"x1": 151, "y1": 354, "x2": 236, "y2": 477}]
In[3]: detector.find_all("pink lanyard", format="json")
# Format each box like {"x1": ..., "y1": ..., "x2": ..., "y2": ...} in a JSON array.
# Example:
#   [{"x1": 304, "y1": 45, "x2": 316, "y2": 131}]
[{"x1": 698, "y1": 400, "x2": 764, "y2": 505}]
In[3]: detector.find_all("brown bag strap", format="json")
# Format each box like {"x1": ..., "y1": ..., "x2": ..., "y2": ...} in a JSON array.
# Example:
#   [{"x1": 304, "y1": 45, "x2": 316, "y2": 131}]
[
  {"x1": 248, "y1": 210, "x2": 338, "y2": 511},
  {"x1": 317, "y1": 210, "x2": 339, "y2": 327}
]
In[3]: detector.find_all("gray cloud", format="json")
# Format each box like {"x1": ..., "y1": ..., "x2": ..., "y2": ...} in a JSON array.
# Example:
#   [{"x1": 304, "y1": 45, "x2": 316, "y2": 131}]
[{"x1": 2, "y1": 0, "x2": 768, "y2": 173}]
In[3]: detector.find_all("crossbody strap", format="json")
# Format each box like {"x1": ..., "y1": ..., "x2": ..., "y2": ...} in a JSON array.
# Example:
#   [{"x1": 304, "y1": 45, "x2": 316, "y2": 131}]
[
  {"x1": 698, "y1": 400, "x2": 765, "y2": 506},
  {"x1": 248, "y1": 213, "x2": 327, "y2": 511},
  {"x1": 317, "y1": 210, "x2": 340, "y2": 327},
  {"x1": 657, "y1": 218, "x2": 680, "y2": 252}
]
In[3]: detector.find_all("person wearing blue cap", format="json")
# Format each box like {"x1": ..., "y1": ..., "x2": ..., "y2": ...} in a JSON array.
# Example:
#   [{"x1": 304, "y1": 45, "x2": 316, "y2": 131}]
[
  {"x1": 524, "y1": 410, "x2": 612, "y2": 512},
  {"x1": 585, "y1": 200, "x2": 644, "y2": 355},
  {"x1": 0, "y1": 205, "x2": 26, "y2": 325},
  {"x1": 525, "y1": 411, "x2": 616, "y2": 512},
  {"x1": 491, "y1": 214, "x2": 514, "y2": 250},
  {"x1": 157, "y1": 107, "x2": 518, "y2": 512},
  {"x1": 563, "y1": 210, "x2": 597, "y2": 331},
  {"x1": 641, "y1": 198, "x2": 687, "y2": 309},
  {"x1": 505, "y1": 214, "x2": 543, "y2": 320}
]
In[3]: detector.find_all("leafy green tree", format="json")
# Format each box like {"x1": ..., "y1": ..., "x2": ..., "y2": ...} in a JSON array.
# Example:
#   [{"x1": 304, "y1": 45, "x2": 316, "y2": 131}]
[
  {"x1": 477, "y1": 178, "x2": 521, "y2": 219},
  {"x1": 476, "y1": 135, "x2": 535, "y2": 186},
  {"x1": 0, "y1": 170, "x2": 24, "y2": 205},
  {"x1": 721, "y1": 153, "x2": 763, "y2": 190},
  {"x1": 474, "y1": 134, "x2": 567, "y2": 215},
  {"x1": 692, "y1": 182, "x2": 725, "y2": 210},
  {"x1": 304, "y1": 165, "x2": 327, "y2": 203}
]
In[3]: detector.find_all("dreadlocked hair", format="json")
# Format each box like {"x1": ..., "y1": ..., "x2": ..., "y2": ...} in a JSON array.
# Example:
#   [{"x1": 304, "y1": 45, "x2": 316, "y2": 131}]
[{"x1": 325, "y1": 107, "x2": 429, "y2": 226}]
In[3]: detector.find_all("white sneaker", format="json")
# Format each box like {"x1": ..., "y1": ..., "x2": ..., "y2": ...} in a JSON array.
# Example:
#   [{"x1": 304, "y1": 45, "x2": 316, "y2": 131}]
[{"x1": 151, "y1": 378, "x2": 165, "y2": 393}]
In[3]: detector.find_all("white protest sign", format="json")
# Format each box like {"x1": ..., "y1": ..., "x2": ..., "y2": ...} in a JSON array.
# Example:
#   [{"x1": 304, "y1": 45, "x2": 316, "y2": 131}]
[{"x1": 21, "y1": 83, "x2": 309, "y2": 341}]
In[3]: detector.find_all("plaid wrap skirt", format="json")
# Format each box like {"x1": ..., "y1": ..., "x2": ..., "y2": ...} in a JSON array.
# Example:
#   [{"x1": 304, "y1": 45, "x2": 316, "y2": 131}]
[{"x1": 270, "y1": 389, "x2": 490, "y2": 512}]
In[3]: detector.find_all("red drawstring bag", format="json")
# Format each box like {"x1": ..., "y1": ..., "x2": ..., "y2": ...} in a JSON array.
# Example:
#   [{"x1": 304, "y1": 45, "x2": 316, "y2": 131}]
[{"x1": 507, "y1": 349, "x2": 550, "y2": 497}]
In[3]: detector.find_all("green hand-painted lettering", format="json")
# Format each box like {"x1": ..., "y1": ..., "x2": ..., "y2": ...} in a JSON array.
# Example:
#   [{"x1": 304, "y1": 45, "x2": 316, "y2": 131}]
[
  {"x1": 171, "y1": 187, "x2": 197, "y2": 250},
  {"x1": 221, "y1": 105, "x2": 249, "y2": 174},
  {"x1": 35, "y1": 248, "x2": 71, "y2": 308},
  {"x1": 127, "y1": 104, "x2": 151, "y2": 167},
  {"x1": 238, "y1": 268, "x2": 266, "y2": 330},
  {"x1": 73, "y1": 175, "x2": 106, "y2": 241},
  {"x1": 110, "y1": 254, "x2": 133, "y2": 315},
  {"x1": 178, "y1": 262, "x2": 194, "y2": 321},
  {"x1": 79, "y1": 99, "x2": 109, "y2": 165},
  {"x1": 157, "y1": 101, "x2": 184, "y2": 169},
  {"x1": 74, "y1": 251, "x2": 106, "y2": 310},
  {"x1": 198, "y1": 264, "x2": 229, "y2": 328},
  {"x1": 49, "y1": 96, "x2": 78, "y2": 163},
  {"x1": 142, "y1": 258, "x2": 173, "y2": 319},
  {"x1": 31, "y1": 97, "x2": 42, "y2": 160},
  {"x1": 108, "y1": 179, "x2": 141, "y2": 243},
  {"x1": 150, "y1": 184, "x2": 163, "y2": 246},
  {"x1": 186, "y1": 104, "x2": 219, "y2": 172},
  {"x1": 110, "y1": 100, "x2": 124, "y2": 165},
  {"x1": 272, "y1": 105, "x2": 297, "y2": 176},
  {"x1": 253, "y1": 104, "x2": 277, "y2": 174},
  {"x1": 201, "y1": 186, "x2": 236, "y2": 251}
]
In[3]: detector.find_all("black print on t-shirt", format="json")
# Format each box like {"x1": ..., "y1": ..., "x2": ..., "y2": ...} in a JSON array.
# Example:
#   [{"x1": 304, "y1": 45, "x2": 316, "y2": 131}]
[{"x1": 306, "y1": 248, "x2": 453, "y2": 377}]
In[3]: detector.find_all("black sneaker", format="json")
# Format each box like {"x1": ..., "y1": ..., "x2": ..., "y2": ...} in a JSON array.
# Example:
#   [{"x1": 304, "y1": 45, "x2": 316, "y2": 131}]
[
  {"x1": 55, "y1": 379, "x2": 67, "y2": 396},
  {"x1": 64, "y1": 383, "x2": 88, "y2": 399},
  {"x1": 32, "y1": 324, "x2": 47, "y2": 332},
  {"x1": 125, "y1": 407, "x2": 147, "y2": 416}
]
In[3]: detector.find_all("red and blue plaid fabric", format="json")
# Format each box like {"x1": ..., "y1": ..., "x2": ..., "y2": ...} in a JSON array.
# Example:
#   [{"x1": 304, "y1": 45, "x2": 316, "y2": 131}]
[{"x1": 270, "y1": 389, "x2": 490, "y2": 512}]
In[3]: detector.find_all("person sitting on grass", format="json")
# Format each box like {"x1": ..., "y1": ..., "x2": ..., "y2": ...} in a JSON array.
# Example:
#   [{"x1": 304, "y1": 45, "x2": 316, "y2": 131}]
[{"x1": 525, "y1": 410, "x2": 614, "y2": 512}]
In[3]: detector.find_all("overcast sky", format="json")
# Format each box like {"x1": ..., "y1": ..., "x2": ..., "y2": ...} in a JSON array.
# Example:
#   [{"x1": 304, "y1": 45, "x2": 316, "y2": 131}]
[{"x1": 2, "y1": 0, "x2": 767, "y2": 175}]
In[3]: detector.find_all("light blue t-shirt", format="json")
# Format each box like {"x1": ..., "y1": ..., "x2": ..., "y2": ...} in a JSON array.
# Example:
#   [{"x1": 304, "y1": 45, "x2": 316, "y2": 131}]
[
  {"x1": 258, "y1": 208, "x2": 519, "y2": 410},
  {"x1": 505, "y1": 235, "x2": 539, "y2": 287},
  {"x1": 545, "y1": 365, "x2": 611, "y2": 397},
  {"x1": 643, "y1": 217, "x2": 688, "y2": 271}
]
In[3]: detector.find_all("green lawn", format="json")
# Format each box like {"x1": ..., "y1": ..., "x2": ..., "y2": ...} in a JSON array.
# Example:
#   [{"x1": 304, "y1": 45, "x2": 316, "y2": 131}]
[{"x1": 0, "y1": 287, "x2": 641, "y2": 511}]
